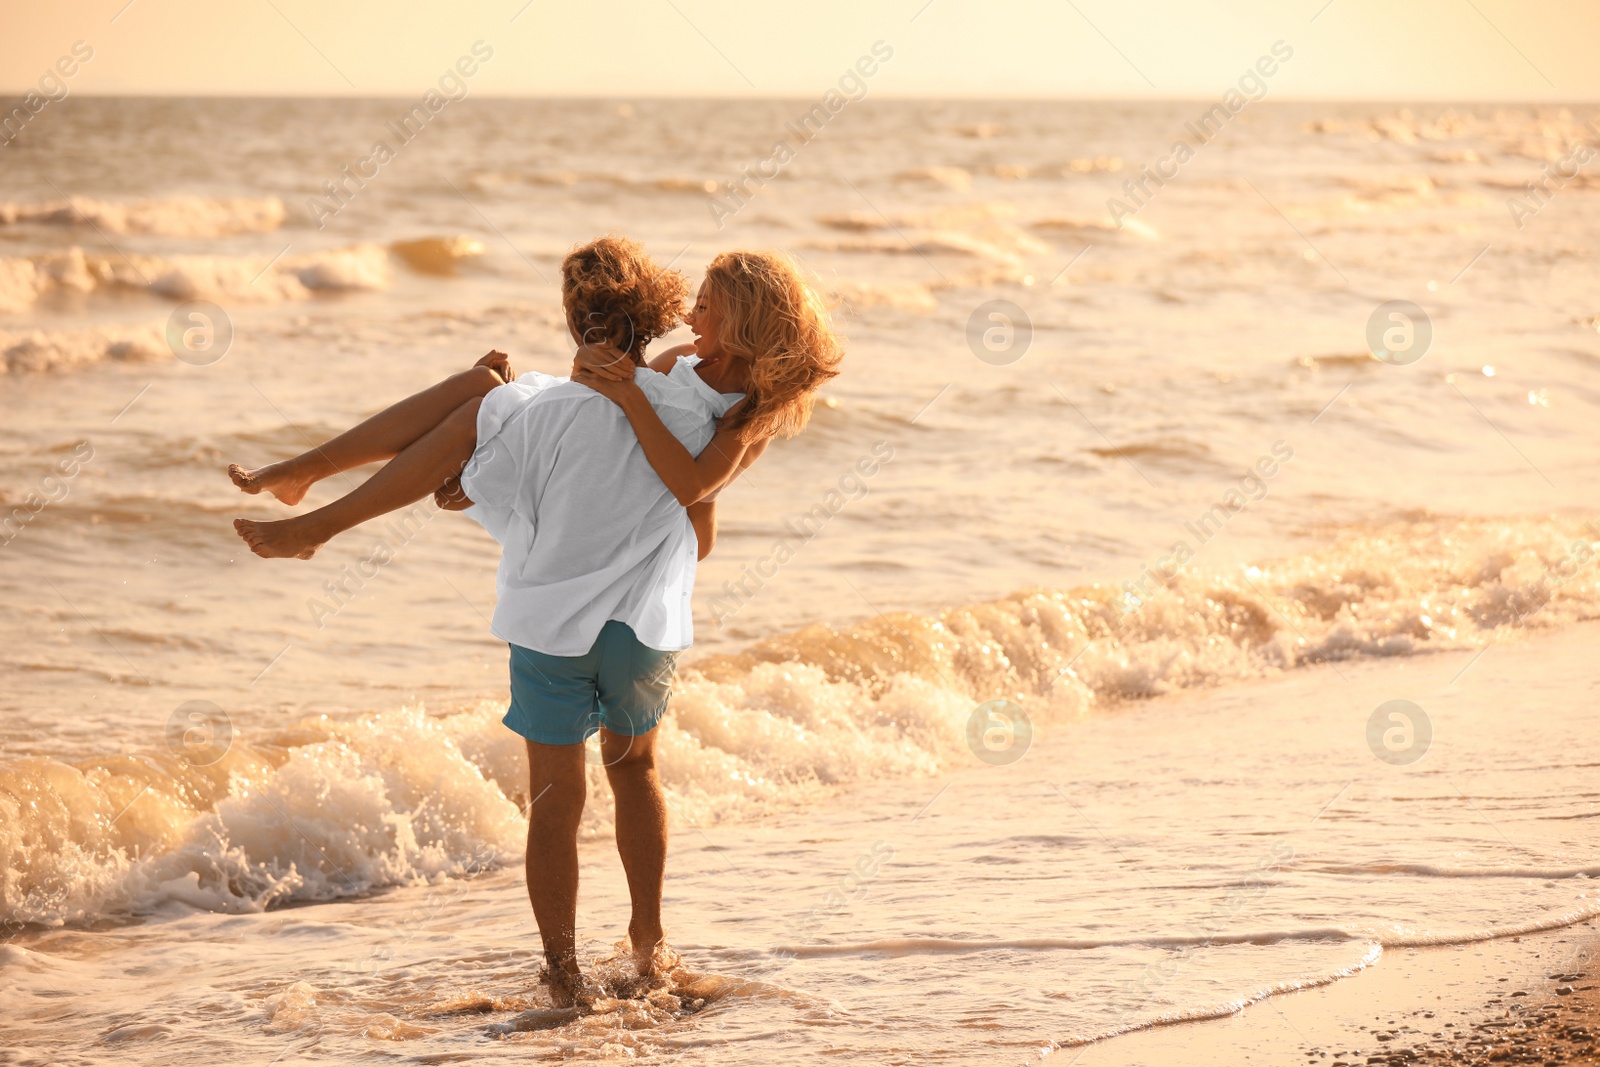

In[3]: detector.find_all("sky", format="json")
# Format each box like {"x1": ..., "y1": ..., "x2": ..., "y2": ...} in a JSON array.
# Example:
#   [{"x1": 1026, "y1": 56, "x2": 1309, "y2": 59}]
[{"x1": 3, "y1": 0, "x2": 1597, "y2": 100}]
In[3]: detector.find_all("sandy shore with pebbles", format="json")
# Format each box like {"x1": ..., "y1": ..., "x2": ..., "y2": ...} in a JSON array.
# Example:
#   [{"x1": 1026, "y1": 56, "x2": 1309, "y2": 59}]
[{"x1": 1074, "y1": 923, "x2": 1598, "y2": 1066}]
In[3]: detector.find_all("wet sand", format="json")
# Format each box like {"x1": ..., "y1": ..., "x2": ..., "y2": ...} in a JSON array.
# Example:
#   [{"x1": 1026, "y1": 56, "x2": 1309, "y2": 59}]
[{"x1": 1082, "y1": 925, "x2": 1599, "y2": 1066}]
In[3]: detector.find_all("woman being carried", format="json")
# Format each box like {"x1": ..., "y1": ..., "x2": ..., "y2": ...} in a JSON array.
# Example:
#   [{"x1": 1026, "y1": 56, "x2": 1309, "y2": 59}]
[
  {"x1": 230, "y1": 246, "x2": 840, "y2": 559},
  {"x1": 569, "y1": 249, "x2": 843, "y2": 511},
  {"x1": 230, "y1": 235, "x2": 702, "y2": 559}
]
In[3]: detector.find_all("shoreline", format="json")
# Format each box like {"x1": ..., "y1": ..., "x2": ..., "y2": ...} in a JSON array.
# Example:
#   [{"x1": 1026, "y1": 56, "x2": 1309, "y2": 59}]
[{"x1": 1078, "y1": 922, "x2": 1599, "y2": 1066}]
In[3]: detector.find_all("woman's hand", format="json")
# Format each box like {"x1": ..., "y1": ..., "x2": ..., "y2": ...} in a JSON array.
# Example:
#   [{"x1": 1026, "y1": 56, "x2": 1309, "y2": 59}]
[
  {"x1": 572, "y1": 367, "x2": 640, "y2": 408},
  {"x1": 572, "y1": 342, "x2": 635, "y2": 382},
  {"x1": 474, "y1": 350, "x2": 512, "y2": 382}
]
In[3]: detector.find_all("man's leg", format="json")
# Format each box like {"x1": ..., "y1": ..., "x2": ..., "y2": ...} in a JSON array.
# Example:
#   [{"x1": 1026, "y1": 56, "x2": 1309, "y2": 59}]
[
  {"x1": 525, "y1": 738, "x2": 588, "y2": 1005},
  {"x1": 234, "y1": 397, "x2": 481, "y2": 558},
  {"x1": 599, "y1": 727, "x2": 668, "y2": 970},
  {"x1": 229, "y1": 365, "x2": 502, "y2": 505}
]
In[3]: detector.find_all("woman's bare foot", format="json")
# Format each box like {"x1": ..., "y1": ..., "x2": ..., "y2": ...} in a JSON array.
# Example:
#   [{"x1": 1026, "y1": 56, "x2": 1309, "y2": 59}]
[
  {"x1": 233, "y1": 516, "x2": 325, "y2": 559},
  {"x1": 228, "y1": 459, "x2": 316, "y2": 506}
]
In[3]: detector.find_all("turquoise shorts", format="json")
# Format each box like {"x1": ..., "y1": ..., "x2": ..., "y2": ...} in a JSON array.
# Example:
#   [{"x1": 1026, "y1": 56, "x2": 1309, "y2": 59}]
[{"x1": 503, "y1": 621, "x2": 679, "y2": 746}]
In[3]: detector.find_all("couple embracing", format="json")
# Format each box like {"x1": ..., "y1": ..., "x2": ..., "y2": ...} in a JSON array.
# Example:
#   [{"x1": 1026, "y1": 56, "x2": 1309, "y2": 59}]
[{"x1": 229, "y1": 236, "x2": 842, "y2": 1006}]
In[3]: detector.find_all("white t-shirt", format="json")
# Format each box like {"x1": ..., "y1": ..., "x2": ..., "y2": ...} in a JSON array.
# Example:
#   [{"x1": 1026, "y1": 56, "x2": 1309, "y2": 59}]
[{"x1": 459, "y1": 356, "x2": 742, "y2": 656}]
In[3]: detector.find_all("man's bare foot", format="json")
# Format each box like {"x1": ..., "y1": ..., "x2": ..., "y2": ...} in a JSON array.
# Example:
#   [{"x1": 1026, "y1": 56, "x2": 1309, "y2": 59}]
[
  {"x1": 228, "y1": 460, "x2": 315, "y2": 506},
  {"x1": 233, "y1": 516, "x2": 325, "y2": 559},
  {"x1": 542, "y1": 960, "x2": 600, "y2": 1010},
  {"x1": 627, "y1": 925, "x2": 678, "y2": 978}
]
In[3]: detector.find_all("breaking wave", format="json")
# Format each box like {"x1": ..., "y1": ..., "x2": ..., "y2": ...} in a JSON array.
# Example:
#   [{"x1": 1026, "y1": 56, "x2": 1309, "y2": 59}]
[
  {"x1": 0, "y1": 244, "x2": 392, "y2": 313},
  {"x1": 1, "y1": 324, "x2": 168, "y2": 374},
  {"x1": 0, "y1": 196, "x2": 287, "y2": 237},
  {"x1": 2, "y1": 514, "x2": 1597, "y2": 929}
]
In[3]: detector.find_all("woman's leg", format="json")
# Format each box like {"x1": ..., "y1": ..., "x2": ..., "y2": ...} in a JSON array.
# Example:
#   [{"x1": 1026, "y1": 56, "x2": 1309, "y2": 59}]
[
  {"x1": 234, "y1": 397, "x2": 482, "y2": 559},
  {"x1": 229, "y1": 365, "x2": 502, "y2": 505}
]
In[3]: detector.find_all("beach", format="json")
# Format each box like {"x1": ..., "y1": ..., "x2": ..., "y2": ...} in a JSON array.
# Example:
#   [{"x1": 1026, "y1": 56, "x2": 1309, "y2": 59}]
[
  {"x1": 1091, "y1": 925, "x2": 1599, "y2": 1066},
  {"x1": 2, "y1": 97, "x2": 1598, "y2": 1063},
  {"x1": 5, "y1": 616, "x2": 1596, "y2": 1062}
]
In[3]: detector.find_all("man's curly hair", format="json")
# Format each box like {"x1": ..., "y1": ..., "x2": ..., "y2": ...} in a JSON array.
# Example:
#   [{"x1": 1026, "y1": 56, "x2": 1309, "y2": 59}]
[{"x1": 561, "y1": 235, "x2": 689, "y2": 364}]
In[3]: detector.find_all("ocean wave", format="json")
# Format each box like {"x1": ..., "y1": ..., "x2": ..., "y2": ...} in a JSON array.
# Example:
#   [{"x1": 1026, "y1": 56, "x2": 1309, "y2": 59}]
[
  {"x1": 0, "y1": 705, "x2": 526, "y2": 928},
  {"x1": 1295, "y1": 352, "x2": 1381, "y2": 369},
  {"x1": 1, "y1": 324, "x2": 167, "y2": 374},
  {"x1": 0, "y1": 244, "x2": 392, "y2": 313},
  {"x1": 811, "y1": 202, "x2": 1055, "y2": 266},
  {"x1": 981, "y1": 157, "x2": 1126, "y2": 180},
  {"x1": 388, "y1": 236, "x2": 486, "y2": 275},
  {"x1": 779, "y1": 929, "x2": 1361, "y2": 958},
  {"x1": 0, "y1": 196, "x2": 286, "y2": 236},
  {"x1": 1311, "y1": 861, "x2": 1600, "y2": 880},
  {"x1": 804, "y1": 229, "x2": 1048, "y2": 265},
  {"x1": 779, "y1": 898, "x2": 1600, "y2": 960},
  {"x1": 1047, "y1": 942, "x2": 1385, "y2": 1051},
  {"x1": 1084, "y1": 436, "x2": 1215, "y2": 465},
  {"x1": 465, "y1": 169, "x2": 718, "y2": 195},
  {"x1": 892, "y1": 166, "x2": 973, "y2": 191},
  {"x1": 819, "y1": 201, "x2": 1019, "y2": 232},
  {"x1": 1301, "y1": 107, "x2": 1600, "y2": 166},
  {"x1": 3, "y1": 515, "x2": 1597, "y2": 929},
  {"x1": 1033, "y1": 214, "x2": 1160, "y2": 241},
  {"x1": 830, "y1": 280, "x2": 938, "y2": 314},
  {"x1": 1303, "y1": 109, "x2": 1475, "y2": 144}
]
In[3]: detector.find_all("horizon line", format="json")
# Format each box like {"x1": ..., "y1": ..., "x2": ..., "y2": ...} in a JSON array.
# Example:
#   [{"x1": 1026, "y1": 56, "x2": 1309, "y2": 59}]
[{"x1": 9, "y1": 92, "x2": 1600, "y2": 105}]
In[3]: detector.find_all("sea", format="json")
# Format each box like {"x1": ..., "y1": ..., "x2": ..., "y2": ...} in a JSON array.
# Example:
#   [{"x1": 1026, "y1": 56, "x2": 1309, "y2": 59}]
[{"x1": 1, "y1": 96, "x2": 1598, "y2": 1064}]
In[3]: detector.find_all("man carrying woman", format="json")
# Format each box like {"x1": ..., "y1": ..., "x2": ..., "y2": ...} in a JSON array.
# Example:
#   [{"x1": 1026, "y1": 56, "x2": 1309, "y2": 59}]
[{"x1": 230, "y1": 235, "x2": 842, "y2": 1006}]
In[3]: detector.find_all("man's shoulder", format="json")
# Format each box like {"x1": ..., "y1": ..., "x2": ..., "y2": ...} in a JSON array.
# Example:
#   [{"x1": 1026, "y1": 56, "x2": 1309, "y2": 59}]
[{"x1": 528, "y1": 378, "x2": 618, "y2": 410}]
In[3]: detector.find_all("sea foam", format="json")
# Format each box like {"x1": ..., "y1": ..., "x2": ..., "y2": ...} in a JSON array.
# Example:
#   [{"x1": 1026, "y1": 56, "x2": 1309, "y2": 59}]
[
  {"x1": 0, "y1": 196, "x2": 287, "y2": 237},
  {"x1": 0, "y1": 244, "x2": 393, "y2": 314},
  {"x1": 2, "y1": 515, "x2": 1596, "y2": 929}
]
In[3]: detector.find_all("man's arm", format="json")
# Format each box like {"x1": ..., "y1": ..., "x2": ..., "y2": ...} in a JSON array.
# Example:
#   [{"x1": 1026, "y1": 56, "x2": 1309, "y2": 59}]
[{"x1": 688, "y1": 500, "x2": 716, "y2": 561}]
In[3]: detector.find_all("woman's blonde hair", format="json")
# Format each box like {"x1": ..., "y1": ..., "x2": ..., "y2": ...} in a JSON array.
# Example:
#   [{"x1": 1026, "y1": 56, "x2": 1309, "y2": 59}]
[
  {"x1": 562, "y1": 235, "x2": 689, "y2": 363},
  {"x1": 704, "y1": 250, "x2": 843, "y2": 442}
]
